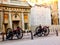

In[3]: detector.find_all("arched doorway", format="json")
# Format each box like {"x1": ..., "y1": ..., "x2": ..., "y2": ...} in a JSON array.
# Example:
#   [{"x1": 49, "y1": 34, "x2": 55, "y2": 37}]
[{"x1": 12, "y1": 21, "x2": 19, "y2": 30}]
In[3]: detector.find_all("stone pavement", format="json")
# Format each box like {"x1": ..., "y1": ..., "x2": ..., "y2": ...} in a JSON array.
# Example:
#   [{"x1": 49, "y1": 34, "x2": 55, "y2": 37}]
[{"x1": 0, "y1": 33, "x2": 60, "y2": 45}]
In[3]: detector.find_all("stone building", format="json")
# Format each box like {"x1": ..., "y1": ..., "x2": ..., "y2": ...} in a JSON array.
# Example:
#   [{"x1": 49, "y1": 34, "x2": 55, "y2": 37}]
[
  {"x1": 0, "y1": 0, "x2": 31, "y2": 32},
  {"x1": 30, "y1": 0, "x2": 59, "y2": 31},
  {"x1": 0, "y1": 0, "x2": 59, "y2": 32}
]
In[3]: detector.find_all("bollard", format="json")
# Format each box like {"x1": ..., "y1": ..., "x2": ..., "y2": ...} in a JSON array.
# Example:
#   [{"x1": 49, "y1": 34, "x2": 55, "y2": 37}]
[
  {"x1": 2, "y1": 32, "x2": 4, "y2": 41},
  {"x1": 56, "y1": 30, "x2": 58, "y2": 36},
  {"x1": 30, "y1": 31, "x2": 33, "y2": 40}
]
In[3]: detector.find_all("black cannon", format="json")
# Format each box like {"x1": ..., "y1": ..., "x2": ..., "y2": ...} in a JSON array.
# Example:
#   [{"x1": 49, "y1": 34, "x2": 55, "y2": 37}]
[
  {"x1": 6, "y1": 28, "x2": 23, "y2": 40},
  {"x1": 6, "y1": 28, "x2": 33, "y2": 40},
  {"x1": 34, "y1": 25, "x2": 50, "y2": 37}
]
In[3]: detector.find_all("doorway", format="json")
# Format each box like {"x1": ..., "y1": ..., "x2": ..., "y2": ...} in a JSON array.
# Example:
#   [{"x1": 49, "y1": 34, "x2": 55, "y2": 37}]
[{"x1": 12, "y1": 21, "x2": 19, "y2": 30}]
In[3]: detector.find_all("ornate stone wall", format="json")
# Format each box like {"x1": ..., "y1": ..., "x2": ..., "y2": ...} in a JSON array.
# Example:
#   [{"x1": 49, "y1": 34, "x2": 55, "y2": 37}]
[{"x1": 51, "y1": 1, "x2": 58, "y2": 25}]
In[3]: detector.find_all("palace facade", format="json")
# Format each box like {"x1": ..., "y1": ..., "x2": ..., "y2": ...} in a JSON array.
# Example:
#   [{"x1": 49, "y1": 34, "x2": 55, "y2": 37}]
[
  {"x1": 0, "y1": 0, "x2": 59, "y2": 32},
  {"x1": 0, "y1": 0, "x2": 31, "y2": 32}
]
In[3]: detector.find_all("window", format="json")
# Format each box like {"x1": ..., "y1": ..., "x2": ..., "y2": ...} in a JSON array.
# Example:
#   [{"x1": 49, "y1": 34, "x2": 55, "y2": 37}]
[
  {"x1": 4, "y1": 12, "x2": 8, "y2": 23},
  {"x1": 24, "y1": 23, "x2": 28, "y2": 29},
  {"x1": 24, "y1": 13, "x2": 28, "y2": 23}
]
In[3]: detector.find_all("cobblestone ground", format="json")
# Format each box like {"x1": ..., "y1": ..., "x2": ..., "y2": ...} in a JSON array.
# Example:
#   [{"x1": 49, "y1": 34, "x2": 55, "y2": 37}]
[{"x1": 0, "y1": 33, "x2": 60, "y2": 45}]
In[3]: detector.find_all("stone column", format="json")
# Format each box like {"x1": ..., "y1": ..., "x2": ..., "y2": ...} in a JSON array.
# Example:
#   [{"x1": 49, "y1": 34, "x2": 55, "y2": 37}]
[
  {"x1": 0, "y1": 12, "x2": 2, "y2": 31},
  {"x1": 8, "y1": 12, "x2": 12, "y2": 29},
  {"x1": 0, "y1": 11, "x2": 3, "y2": 32},
  {"x1": 0, "y1": 12, "x2": 1, "y2": 31},
  {"x1": 28, "y1": 13, "x2": 31, "y2": 30},
  {"x1": 18, "y1": 13, "x2": 22, "y2": 27},
  {"x1": 21, "y1": 12, "x2": 24, "y2": 30}
]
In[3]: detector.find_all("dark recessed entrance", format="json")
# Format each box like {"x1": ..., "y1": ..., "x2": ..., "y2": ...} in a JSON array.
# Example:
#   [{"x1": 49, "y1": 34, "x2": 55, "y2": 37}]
[{"x1": 12, "y1": 21, "x2": 19, "y2": 29}]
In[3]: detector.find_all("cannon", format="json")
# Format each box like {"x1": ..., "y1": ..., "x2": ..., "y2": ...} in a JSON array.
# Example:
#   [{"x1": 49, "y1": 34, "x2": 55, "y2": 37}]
[
  {"x1": 6, "y1": 28, "x2": 23, "y2": 40},
  {"x1": 34, "y1": 26, "x2": 50, "y2": 37},
  {"x1": 6, "y1": 28, "x2": 33, "y2": 40}
]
